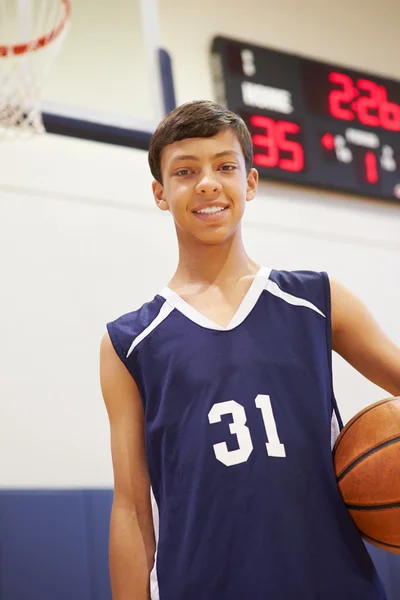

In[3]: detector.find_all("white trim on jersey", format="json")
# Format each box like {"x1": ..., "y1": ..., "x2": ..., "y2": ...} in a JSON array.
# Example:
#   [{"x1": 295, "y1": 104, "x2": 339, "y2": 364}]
[
  {"x1": 331, "y1": 411, "x2": 341, "y2": 450},
  {"x1": 159, "y1": 266, "x2": 272, "y2": 331},
  {"x1": 228, "y1": 266, "x2": 272, "y2": 329},
  {"x1": 149, "y1": 487, "x2": 160, "y2": 600},
  {"x1": 265, "y1": 279, "x2": 326, "y2": 318},
  {"x1": 159, "y1": 267, "x2": 325, "y2": 332},
  {"x1": 126, "y1": 301, "x2": 174, "y2": 358}
]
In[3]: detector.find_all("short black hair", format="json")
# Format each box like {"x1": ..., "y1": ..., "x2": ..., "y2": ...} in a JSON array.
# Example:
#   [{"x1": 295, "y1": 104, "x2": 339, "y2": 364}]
[{"x1": 148, "y1": 100, "x2": 253, "y2": 183}]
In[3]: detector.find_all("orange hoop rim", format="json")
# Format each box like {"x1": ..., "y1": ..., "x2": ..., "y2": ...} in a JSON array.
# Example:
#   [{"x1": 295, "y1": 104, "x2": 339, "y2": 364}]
[{"x1": 0, "y1": 0, "x2": 71, "y2": 58}]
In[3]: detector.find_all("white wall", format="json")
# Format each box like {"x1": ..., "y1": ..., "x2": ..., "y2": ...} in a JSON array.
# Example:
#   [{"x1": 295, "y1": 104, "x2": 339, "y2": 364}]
[{"x1": 0, "y1": 0, "x2": 399, "y2": 487}]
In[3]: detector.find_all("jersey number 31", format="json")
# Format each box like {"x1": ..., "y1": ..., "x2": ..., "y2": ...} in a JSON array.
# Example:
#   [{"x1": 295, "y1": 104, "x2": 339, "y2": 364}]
[{"x1": 208, "y1": 395, "x2": 286, "y2": 467}]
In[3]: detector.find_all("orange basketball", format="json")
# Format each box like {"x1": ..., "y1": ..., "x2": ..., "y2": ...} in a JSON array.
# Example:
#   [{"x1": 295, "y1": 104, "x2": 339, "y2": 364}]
[{"x1": 333, "y1": 397, "x2": 400, "y2": 554}]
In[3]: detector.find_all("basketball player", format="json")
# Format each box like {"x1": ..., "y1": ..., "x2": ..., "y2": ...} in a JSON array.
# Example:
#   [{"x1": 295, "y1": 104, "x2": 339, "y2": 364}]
[{"x1": 100, "y1": 101, "x2": 400, "y2": 600}]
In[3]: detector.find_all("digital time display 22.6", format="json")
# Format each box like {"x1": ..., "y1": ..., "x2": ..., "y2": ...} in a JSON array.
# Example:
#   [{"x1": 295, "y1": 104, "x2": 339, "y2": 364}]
[{"x1": 211, "y1": 36, "x2": 400, "y2": 201}]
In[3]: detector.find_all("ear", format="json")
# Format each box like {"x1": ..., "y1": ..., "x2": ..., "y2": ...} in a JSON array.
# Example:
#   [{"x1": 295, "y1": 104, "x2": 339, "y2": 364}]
[
  {"x1": 246, "y1": 168, "x2": 258, "y2": 202},
  {"x1": 152, "y1": 180, "x2": 169, "y2": 211}
]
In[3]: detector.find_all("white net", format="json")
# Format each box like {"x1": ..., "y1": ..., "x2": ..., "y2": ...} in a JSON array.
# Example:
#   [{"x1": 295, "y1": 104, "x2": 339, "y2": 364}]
[{"x1": 0, "y1": 0, "x2": 70, "y2": 139}]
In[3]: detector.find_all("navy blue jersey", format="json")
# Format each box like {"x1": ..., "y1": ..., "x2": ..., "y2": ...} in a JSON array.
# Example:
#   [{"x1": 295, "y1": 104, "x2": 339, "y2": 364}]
[{"x1": 107, "y1": 267, "x2": 386, "y2": 600}]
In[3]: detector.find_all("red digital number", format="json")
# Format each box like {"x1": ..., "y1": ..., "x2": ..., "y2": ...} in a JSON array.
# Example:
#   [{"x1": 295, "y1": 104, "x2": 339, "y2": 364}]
[
  {"x1": 328, "y1": 72, "x2": 356, "y2": 120},
  {"x1": 251, "y1": 116, "x2": 279, "y2": 167},
  {"x1": 377, "y1": 86, "x2": 400, "y2": 131},
  {"x1": 356, "y1": 79, "x2": 380, "y2": 127},
  {"x1": 250, "y1": 115, "x2": 304, "y2": 172},
  {"x1": 275, "y1": 121, "x2": 305, "y2": 171},
  {"x1": 365, "y1": 152, "x2": 378, "y2": 184}
]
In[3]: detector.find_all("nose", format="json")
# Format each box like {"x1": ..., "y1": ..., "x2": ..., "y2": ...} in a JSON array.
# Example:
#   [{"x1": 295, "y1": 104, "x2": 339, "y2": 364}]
[{"x1": 195, "y1": 172, "x2": 222, "y2": 196}]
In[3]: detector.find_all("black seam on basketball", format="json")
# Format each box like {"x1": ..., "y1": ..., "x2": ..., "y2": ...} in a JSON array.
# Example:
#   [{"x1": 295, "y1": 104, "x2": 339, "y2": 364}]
[
  {"x1": 336, "y1": 435, "x2": 400, "y2": 482},
  {"x1": 332, "y1": 398, "x2": 395, "y2": 457},
  {"x1": 359, "y1": 531, "x2": 400, "y2": 550},
  {"x1": 346, "y1": 502, "x2": 400, "y2": 510}
]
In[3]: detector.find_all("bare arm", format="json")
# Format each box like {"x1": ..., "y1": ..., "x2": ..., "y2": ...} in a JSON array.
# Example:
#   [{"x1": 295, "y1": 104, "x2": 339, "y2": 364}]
[
  {"x1": 331, "y1": 279, "x2": 400, "y2": 396},
  {"x1": 100, "y1": 332, "x2": 155, "y2": 600}
]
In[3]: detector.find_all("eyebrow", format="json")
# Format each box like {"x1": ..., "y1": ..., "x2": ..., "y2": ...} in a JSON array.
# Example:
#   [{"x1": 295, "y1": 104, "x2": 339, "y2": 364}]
[{"x1": 171, "y1": 150, "x2": 240, "y2": 162}]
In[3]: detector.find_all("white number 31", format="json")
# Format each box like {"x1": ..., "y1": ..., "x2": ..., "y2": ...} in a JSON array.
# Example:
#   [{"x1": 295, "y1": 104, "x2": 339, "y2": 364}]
[{"x1": 208, "y1": 395, "x2": 286, "y2": 467}]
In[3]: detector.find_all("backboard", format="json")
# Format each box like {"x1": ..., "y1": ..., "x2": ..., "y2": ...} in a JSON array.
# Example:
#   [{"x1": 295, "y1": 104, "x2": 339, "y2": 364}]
[{"x1": 28, "y1": 0, "x2": 174, "y2": 148}]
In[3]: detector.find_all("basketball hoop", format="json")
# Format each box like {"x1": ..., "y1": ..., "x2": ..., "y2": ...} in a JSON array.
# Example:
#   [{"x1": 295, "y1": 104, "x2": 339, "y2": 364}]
[{"x1": 0, "y1": 0, "x2": 71, "y2": 139}]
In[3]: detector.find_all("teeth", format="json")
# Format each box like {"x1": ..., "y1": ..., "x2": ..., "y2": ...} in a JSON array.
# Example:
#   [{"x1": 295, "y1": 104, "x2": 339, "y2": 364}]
[{"x1": 196, "y1": 206, "x2": 226, "y2": 214}]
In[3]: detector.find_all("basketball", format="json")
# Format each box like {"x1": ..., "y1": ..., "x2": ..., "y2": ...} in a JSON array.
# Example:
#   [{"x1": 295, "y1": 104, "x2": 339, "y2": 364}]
[{"x1": 333, "y1": 397, "x2": 400, "y2": 554}]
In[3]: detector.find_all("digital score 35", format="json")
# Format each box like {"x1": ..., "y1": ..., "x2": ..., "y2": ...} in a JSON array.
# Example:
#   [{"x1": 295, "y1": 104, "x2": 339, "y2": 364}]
[{"x1": 211, "y1": 36, "x2": 400, "y2": 201}]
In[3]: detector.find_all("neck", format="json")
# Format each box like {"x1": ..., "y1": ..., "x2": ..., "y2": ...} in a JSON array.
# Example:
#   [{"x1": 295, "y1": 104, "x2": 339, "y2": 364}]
[{"x1": 170, "y1": 227, "x2": 259, "y2": 289}]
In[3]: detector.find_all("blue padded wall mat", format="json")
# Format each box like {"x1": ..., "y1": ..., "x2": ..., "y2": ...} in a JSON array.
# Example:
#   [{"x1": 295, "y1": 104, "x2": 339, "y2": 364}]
[
  {"x1": 86, "y1": 490, "x2": 113, "y2": 600},
  {"x1": 0, "y1": 490, "x2": 93, "y2": 600}
]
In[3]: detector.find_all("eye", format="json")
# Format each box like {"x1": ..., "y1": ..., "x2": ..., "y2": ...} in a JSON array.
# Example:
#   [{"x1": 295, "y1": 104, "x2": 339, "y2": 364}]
[
  {"x1": 174, "y1": 168, "x2": 192, "y2": 176},
  {"x1": 219, "y1": 164, "x2": 238, "y2": 172}
]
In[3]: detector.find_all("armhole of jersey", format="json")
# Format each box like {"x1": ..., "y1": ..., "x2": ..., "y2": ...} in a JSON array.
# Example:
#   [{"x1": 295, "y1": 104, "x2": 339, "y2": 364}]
[
  {"x1": 320, "y1": 272, "x2": 344, "y2": 434},
  {"x1": 106, "y1": 322, "x2": 125, "y2": 363},
  {"x1": 106, "y1": 322, "x2": 143, "y2": 394}
]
